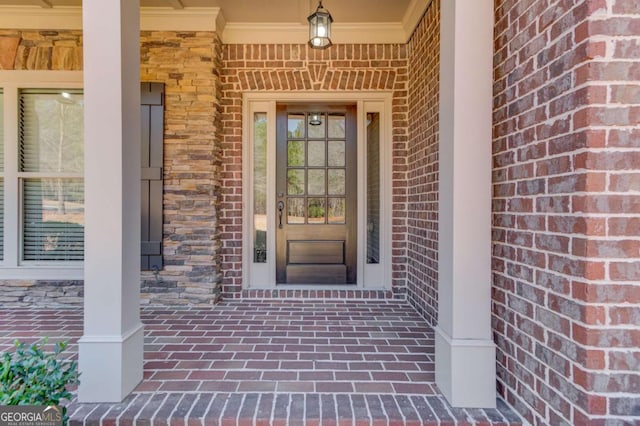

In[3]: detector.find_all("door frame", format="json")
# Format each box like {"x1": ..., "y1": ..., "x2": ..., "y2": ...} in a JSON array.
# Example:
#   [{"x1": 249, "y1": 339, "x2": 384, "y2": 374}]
[{"x1": 242, "y1": 91, "x2": 393, "y2": 290}]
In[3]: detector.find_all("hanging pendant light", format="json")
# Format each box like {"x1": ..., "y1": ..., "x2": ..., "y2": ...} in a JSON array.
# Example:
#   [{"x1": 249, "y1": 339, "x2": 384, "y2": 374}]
[
  {"x1": 308, "y1": 0, "x2": 333, "y2": 49},
  {"x1": 309, "y1": 112, "x2": 322, "y2": 126}
]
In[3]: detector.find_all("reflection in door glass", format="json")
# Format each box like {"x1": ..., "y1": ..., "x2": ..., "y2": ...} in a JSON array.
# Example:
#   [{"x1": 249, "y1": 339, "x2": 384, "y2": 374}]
[
  {"x1": 328, "y1": 141, "x2": 345, "y2": 167},
  {"x1": 308, "y1": 113, "x2": 326, "y2": 139},
  {"x1": 308, "y1": 169, "x2": 326, "y2": 195},
  {"x1": 367, "y1": 112, "x2": 380, "y2": 264},
  {"x1": 328, "y1": 114, "x2": 345, "y2": 138},
  {"x1": 288, "y1": 140, "x2": 305, "y2": 166},
  {"x1": 308, "y1": 198, "x2": 326, "y2": 224},
  {"x1": 287, "y1": 198, "x2": 305, "y2": 224},
  {"x1": 308, "y1": 140, "x2": 326, "y2": 167},
  {"x1": 288, "y1": 114, "x2": 305, "y2": 138},
  {"x1": 328, "y1": 198, "x2": 345, "y2": 224},
  {"x1": 328, "y1": 169, "x2": 345, "y2": 195},
  {"x1": 287, "y1": 169, "x2": 305, "y2": 195},
  {"x1": 253, "y1": 112, "x2": 267, "y2": 263}
]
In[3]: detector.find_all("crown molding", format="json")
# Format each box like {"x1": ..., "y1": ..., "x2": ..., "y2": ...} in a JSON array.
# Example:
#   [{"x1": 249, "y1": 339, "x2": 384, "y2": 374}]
[
  {"x1": 222, "y1": 22, "x2": 407, "y2": 45},
  {"x1": 0, "y1": 6, "x2": 224, "y2": 32},
  {"x1": 141, "y1": 7, "x2": 224, "y2": 31},
  {"x1": 402, "y1": 0, "x2": 432, "y2": 40},
  {"x1": 0, "y1": 6, "x2": 81, "y2": 30}
]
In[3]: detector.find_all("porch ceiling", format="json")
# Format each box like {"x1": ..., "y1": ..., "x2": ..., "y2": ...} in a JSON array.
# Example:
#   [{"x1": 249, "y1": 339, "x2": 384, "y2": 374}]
[{"x1": 0, "y1": 0, "x2": 429, "y2": 44}]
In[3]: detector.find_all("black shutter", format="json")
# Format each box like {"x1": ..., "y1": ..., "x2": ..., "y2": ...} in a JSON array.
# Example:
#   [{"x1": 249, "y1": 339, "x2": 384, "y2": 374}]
[{"x1": 140, "y1": 83, "x2": 164, "y2": 271}]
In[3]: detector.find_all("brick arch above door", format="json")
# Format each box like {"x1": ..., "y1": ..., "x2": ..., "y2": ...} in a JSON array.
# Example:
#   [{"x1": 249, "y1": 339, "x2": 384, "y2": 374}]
[
  {"x1": 219, "y1": 43, "x2": 410, "y2": 298},
  {"x1": 235, "y1": 68, "x2": 400, "y2": 91}
]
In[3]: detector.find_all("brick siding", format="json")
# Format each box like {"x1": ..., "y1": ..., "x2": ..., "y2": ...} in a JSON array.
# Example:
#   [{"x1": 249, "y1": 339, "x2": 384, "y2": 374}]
[
  {"x1": 219, "y1": 44, "x2": 409, "y2": 298},
  {"x1": 492, "y1": 0, "x2": 640, "y2": 423},
  {"x1": 406, "y1": 1, "x2": 440, "y2": 325}
]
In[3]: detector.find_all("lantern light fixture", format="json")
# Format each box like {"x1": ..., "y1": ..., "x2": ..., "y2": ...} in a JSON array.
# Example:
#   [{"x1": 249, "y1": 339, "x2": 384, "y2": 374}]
[
  {"x1": 309, "y1": 112, "x2": 322, "y2": 126},
  {"x1": 308, "y1": 0, "x2": 333, "y2": 49}
]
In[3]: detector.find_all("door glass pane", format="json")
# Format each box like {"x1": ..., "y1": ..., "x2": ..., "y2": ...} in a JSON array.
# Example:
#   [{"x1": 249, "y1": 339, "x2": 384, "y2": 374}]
[
  {"x1": 253, "y1": 112, "x2": 267, "y2": 263},
  {"x1": 308, "y1": 113, "x2": 325, "y2": 139},
  {"x1": 328, "y1": 141, "x2": 345, "y2": 167},
  {"x1": 287, "y1": 169, "x2": 305, "y2": 195},
  {"x1": 288, "y1": 114, "x2": 305, "y2": 138},
  {"x1": 328, "y1": 198, "x2": 345, "y2": 224},
  {"x1": 367, "y1": 112, "x2": 380, "y2": 264},
  {"x1": 288, "y1": 140, "x2": 305, "y2": 166},
  {"x1": 308, "y1": 198, "x2": 326, "y2": 224},
  {"x1": 287, "y1": 198, "x2": 305, "y2": 224},
  {"x1": 308, "y1": 169, "x2": 325, "y2": 195},
  {"x1": 328, "y1": 169, "x2": 345, "y2": 195},
  {"x1": 308, "y1": 140, "x2": 325, "y2": 167},
  {"x1": 328, "y1": 114, "x2": 345, "y2": 138}
]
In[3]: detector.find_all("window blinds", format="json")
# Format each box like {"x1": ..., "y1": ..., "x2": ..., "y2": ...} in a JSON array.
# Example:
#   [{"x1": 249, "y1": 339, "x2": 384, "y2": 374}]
[{"x1": 19, "y1": 90, "x2": 84, "y2": 262}]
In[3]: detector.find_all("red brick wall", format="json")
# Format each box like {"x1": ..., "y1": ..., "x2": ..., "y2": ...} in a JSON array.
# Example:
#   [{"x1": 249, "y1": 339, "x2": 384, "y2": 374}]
[
  {"x1": 220, "y1": 44, "x2": 409, "y2": 297},
  {"x1": 493, "y1": 0, "x2": 640, "y2": 424},
  {"x1": 406, "y1": 1, "x2": 440, "y2": 325}
]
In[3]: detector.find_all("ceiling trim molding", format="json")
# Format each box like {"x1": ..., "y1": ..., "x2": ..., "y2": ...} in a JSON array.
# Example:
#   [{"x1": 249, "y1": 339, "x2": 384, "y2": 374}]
[
  {"x1": 141, "y1": 7, "x2": 223, "y2": 31},
  {"x1": 222, "y1": 22, "x2": 407, "y2": 45},
  {"x1": 0, "y1": 6, "x2": 81, "y2": 30},
  {"x1": 401, "y1": 0, "x2": 432, "y2": 40},
  {"x1": 0, "y1": 6, "x2": 223, "y2": 31}
]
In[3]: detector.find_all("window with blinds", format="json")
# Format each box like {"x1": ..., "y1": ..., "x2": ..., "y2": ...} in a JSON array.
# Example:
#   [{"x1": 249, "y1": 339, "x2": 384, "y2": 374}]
[
  {"x1": 19, "y1": 90, "x2": 84, "y2": 262},
  {"x1": 0, "y1": 90, "x2": 3, "y2": 261}
]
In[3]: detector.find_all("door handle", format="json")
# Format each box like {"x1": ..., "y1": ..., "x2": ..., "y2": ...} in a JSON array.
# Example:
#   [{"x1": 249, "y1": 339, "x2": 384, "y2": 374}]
[{"x1": 278, "y1": 201, "x2": 284, "y2": 229}]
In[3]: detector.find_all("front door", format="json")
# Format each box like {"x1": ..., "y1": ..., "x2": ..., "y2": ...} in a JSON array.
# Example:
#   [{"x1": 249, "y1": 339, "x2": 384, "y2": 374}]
[{"x1": 276, "y1": 105, "x2": 357, "y2": 284}]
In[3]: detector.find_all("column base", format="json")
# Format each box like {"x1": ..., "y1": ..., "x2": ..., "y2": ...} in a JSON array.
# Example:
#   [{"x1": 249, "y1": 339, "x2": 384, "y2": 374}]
[
  {"x1": 435, "y1": 325, "x2": 496, "y2": 408},
  {"x1": 78, "y1": 323, "x2": 144, "y2": 403}
]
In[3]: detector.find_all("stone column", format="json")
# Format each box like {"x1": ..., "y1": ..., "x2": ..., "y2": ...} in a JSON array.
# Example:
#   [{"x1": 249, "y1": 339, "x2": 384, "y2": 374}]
[
  {"x1": 78, "y1": 0, "x2": 143, "y2": 402},
  {"x1": 435, "y1": 0, "x2": 496, "y2": 408}
]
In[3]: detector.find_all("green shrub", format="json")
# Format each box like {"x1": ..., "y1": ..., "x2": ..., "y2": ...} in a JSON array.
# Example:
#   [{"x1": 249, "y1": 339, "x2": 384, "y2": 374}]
[
  {"x1": 308, "y1": 204, "x2": 325, "y2": 218},
  {"x1": 0, "y1": 338, "x2": 79, "y2": 421}
]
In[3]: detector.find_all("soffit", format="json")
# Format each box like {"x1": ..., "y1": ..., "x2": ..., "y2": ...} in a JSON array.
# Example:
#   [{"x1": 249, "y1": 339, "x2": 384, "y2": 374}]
[{"x1": 0, "y1": 0, "x2": 430, "y2": 44}]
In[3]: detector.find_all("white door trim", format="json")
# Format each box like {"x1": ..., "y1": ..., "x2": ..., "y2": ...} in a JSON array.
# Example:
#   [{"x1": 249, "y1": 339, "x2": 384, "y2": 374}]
[{"x1": 242, "y1": 91, "x2": 393, "y2": 290}]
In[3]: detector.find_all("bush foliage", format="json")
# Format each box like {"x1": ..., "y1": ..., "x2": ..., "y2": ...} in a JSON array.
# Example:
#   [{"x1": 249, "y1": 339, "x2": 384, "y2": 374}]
[{"x1": 0, "y1": 339, "x2": 79, "y2": 408}]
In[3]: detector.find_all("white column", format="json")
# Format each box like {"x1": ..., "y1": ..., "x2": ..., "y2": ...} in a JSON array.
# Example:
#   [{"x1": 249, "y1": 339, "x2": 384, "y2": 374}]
[
  {"x1": 436, "y1": 0, "x2": 496, "y2": 408},
  {"x1": 78, "y1": 0, "x2": 143, "y2": 403}
]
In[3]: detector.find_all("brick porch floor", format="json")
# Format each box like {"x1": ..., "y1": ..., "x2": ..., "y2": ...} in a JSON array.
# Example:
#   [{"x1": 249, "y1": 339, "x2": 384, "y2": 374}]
[{"x1": 0, "y1": 300, "x2": 522, "y2": 425}]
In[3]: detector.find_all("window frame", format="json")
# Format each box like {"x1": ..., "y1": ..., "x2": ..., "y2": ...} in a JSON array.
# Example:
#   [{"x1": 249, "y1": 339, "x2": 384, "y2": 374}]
[{"x1": 0, "y1": 71, "x2": 83, "y2": 280}]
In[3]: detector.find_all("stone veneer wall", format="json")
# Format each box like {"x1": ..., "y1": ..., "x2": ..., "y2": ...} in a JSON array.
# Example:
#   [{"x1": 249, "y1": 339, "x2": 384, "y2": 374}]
[
  {"x1": 219, "y1": 44, "x2": 409, "y2": 298},
  {"x1": 140, "y1": 31, "x2": 223, "y2": 305},
  {"x1": 0, "y1": 30, "x2": 223, "y2": 306},
  {"x1": 405, "y1": 0, "x2": 440, "y2": 325},
  {"x1": 493, "y1": 0, "x2": 639, "y2": 424}
]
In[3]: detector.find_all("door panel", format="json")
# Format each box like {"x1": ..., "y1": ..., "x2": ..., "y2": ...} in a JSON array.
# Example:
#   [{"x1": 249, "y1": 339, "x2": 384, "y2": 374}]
[
  {"x1": 288, "y1": 241, "x2": 344, "y2": 264},
  {"x1": 276, "y1": 105, "x2": 357, "y2": 284}
]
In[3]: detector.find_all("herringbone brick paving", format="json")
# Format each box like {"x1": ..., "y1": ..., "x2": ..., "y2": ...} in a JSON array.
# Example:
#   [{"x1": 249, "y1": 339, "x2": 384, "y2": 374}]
[{"x1": 0, "y1": 301, "x2": 522, "y2": 425}]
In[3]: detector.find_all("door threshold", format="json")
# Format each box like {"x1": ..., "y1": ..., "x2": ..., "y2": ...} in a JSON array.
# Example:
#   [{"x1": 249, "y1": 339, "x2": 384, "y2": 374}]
[
  {"x1": 276, "y1": 283, "x2": 358, "y2": 290},
  {"x1": 242, "y1": 287, "x2": 394, "y2": 300}
]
